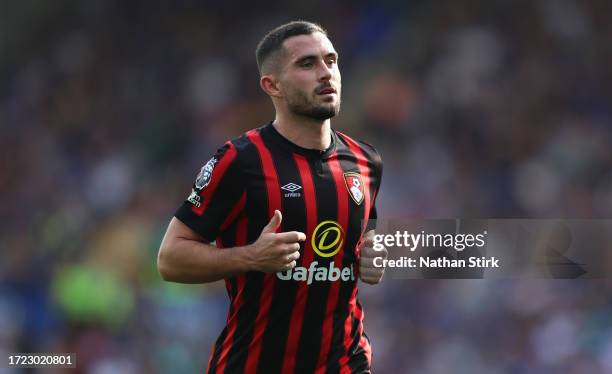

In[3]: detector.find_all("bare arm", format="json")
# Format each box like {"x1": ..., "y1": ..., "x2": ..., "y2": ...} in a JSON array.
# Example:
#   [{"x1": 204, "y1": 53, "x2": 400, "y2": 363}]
[{"x1": 157, "y1": 210, "x2": 305, "y2": 283}]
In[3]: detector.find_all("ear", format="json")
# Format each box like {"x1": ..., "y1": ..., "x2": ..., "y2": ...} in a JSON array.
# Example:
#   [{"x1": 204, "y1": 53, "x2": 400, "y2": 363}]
[{"x1": 260, "y1": 75, "x2": 282, "y2": 98}]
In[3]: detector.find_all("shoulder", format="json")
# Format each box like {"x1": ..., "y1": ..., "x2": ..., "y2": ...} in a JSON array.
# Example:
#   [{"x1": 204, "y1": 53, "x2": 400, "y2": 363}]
[
  {"x1": 215, "y1": 125, "x2": 266, "y2": 163},
  {"x1": 335, "y1": 130, "x2": 383, "y2": 170}
]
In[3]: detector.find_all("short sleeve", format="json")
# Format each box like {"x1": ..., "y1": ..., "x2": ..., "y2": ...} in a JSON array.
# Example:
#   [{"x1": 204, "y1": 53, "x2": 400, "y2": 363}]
[{"x1": 174, "y1": 141, "x2": 244, "y2": 242}]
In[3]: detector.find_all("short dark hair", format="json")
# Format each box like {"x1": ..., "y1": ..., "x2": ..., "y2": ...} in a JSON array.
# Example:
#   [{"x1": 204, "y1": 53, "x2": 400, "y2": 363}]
[{"x1": 255, "y1": 20, "x2": 327, "y2": 74}]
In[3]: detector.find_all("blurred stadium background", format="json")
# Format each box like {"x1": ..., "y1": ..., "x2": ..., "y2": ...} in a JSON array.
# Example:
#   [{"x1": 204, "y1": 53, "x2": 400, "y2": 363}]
[{"x1": 2, "y1": 0, "x2": 612, "y2": 373}]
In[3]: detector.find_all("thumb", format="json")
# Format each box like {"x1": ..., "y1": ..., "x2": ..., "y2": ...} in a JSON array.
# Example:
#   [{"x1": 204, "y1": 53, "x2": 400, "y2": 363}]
[{"x1": 262, "y1": 210, "x2": 282, "y2": 234}]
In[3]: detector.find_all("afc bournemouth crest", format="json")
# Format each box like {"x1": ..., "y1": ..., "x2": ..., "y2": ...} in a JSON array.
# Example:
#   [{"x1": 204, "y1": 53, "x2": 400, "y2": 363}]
[{"x1": 344, "y1": 172, "x2": 364, "y2": 205}]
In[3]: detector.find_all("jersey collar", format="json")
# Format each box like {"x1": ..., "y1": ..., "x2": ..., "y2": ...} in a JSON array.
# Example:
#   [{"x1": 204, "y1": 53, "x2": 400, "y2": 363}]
[{"x1": 264, "y1": 121, "x2": 337, "y2": 159}]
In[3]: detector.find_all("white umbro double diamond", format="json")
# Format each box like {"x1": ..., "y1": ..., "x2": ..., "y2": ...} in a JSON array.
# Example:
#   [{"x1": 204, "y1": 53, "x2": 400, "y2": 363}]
[
  {"x1": 281, "y1": 183, "x2": 302, "y2": 198},
  {"x1": 281, "y1": 183, "x2": 302, "y2": 192}
]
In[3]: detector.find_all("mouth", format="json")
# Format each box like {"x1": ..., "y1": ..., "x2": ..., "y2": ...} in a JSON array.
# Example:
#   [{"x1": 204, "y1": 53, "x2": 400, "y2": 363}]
[{"x1": 316, "y1": 86, "x2": 337, "y2": 95}]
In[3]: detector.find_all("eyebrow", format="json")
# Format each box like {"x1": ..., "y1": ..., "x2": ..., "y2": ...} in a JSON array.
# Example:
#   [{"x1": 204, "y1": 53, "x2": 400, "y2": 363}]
[{"x1": 294, "y1": 52, "x2": 338, "y2": 64}]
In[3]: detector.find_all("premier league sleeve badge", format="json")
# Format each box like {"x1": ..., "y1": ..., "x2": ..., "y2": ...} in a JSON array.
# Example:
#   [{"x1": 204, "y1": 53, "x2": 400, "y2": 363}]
[{"x1": 195, "y1": 157, "x2": 218, "y2": 190}]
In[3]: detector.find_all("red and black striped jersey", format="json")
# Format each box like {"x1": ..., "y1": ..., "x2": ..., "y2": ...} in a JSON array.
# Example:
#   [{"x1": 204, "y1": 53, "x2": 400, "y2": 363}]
[{"x1": 175, "y1": 122, "x2": 383, "y2": 374}]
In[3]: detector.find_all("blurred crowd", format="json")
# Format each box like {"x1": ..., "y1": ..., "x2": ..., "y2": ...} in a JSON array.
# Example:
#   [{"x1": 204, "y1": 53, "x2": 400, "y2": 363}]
[{"x1": 1, "y1": 0, "x2": 612, "y2": 373}]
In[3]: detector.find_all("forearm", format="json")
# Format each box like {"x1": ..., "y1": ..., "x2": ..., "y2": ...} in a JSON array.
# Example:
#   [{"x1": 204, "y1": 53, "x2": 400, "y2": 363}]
[
  {"x1": 158, "y1": 213, "x2": 303, "y2": 283},
  {"x1": 158, "y1": 237, "x2": 255, "y2": 284}
]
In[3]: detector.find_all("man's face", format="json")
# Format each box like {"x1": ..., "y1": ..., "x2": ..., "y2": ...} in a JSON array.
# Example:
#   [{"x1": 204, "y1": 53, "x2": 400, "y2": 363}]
[{"x1": 277, "y1": 32, "x2": 341, "y2": 121}]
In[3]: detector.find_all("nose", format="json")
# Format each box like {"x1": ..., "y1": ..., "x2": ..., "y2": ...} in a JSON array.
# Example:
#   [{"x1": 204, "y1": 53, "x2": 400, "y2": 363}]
[{"x1": 318, "y1": 61, "x2": 332, "y2": 82}]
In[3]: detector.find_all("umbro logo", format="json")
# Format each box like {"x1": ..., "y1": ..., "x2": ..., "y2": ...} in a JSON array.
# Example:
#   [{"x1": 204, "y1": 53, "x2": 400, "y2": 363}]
[
  {"x1": 281, "y1": 183, "x2": 302, "y2": 198},
  {"x1": 281, "y1": 183, "x2": 302, "y2": 192}
]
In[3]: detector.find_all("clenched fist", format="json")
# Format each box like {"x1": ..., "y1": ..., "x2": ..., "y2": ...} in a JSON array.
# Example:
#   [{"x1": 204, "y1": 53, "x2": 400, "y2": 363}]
[
  {"x1": 248, "y1": 210, "x2": 305, "y2": 273},
  {"x1": 359, "y1": 230, "x2": 387, "y2": 284}
]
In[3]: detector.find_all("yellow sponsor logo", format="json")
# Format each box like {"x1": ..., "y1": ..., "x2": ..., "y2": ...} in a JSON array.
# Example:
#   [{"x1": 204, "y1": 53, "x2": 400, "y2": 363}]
[{"x1": 312, "y1": 220, "x2": 344, "y2": 258}]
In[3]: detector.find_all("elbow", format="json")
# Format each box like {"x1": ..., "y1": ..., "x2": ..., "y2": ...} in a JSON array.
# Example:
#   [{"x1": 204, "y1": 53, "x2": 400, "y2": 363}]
[
  {"x1": 157, "y1": 240, "x2": 210, "y2": 283},
  {"x1": 156, "y1": 232, "x2": 216, "y2": 284},
  {"x1": 157, "y1": 244, "x2": 177, "y2": 282}
]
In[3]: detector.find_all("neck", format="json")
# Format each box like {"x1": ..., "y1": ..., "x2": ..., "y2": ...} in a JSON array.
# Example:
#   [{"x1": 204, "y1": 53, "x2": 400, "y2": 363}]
[{"x1": 272, "y1": 111, "x2": 331, "y2": 151}]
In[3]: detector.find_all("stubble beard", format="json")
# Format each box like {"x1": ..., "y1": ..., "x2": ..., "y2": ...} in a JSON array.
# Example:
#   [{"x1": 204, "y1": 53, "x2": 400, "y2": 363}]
[{"x1": 286, "y1": 89, "x2": 341, "y2": 121}]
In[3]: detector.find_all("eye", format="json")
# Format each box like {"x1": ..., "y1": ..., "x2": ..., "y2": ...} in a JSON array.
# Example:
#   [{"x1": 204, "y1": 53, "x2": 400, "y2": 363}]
[{"x1": 300, "y1": 61, "x2": 313, "y2": 68}]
